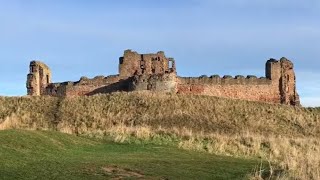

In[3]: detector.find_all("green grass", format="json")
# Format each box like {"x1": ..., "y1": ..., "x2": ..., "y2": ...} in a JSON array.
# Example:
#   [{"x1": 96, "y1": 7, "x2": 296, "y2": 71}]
[{"x1": 0, "y1": 130, "x2": 262, "y2": 180}]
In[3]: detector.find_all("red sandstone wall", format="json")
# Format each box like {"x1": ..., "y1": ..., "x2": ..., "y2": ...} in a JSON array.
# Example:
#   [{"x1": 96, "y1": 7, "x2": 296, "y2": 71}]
[
  {"x1": 131, "y1": 73, "x2": 177, "y2": 93},
  {"x1": 279, "y1": 59, "x2": 300, "y2": 105},
  {"x1": 177, "y1": 77, "x2": 281, "y2": 104},
  {"x1": 45, "y1": 75, "x2": 129, "y2": 97},
  {"x1": 65, "y1": 85, "x2": 104, "y2": 96},
  {"x1": 177, "y1": 84, "x2": 280, "y2": 103}
]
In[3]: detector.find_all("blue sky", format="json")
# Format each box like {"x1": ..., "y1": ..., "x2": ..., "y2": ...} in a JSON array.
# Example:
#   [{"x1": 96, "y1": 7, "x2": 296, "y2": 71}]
[{"x1": 0, "y1": 0, "x2": 319, "y2": 106}]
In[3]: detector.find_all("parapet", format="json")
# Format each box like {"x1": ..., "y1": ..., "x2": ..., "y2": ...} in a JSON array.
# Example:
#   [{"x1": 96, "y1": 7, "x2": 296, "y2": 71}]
[{"x1": 178, "y1": 75, "x2": 272, "y2": 85}]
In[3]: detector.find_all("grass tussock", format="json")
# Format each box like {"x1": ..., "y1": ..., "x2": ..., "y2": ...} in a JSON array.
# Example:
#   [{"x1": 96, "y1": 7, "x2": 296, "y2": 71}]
[
  {"x1": 92, "y1": 124, "x2": 320, "y2": 179},
  {"x1": 0, "y1": 92, "x2": 319, "y2": 179}
]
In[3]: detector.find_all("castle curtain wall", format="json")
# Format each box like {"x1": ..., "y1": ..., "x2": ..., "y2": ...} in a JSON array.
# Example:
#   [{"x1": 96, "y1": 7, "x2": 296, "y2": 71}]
[
  {"x1": 176, "y1": 58, "x2": 299, "y2": 106},
  {"x1": 26, "y1": 50, "x2": 300, "y2": 106},
  {"x1": 177, "y1": 77, "x2": 281, "y2": 104}
]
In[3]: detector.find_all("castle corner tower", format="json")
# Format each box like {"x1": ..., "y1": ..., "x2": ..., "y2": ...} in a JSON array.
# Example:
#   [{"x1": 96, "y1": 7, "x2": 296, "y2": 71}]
[{"x1": 26, "y1": 61, "x2": 52, "y2": 96}]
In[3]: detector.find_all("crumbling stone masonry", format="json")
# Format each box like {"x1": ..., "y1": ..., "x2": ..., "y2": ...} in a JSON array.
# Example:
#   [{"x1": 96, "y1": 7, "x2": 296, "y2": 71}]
[
  {"x1": 27, "y1": 61, "x2": 52, "y2": 96},
  {"x1": 26, "y1": 50, "x2": 300, "y2": 106}
]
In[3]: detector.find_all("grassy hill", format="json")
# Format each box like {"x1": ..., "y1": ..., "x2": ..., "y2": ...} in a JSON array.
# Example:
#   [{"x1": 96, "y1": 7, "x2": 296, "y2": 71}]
[
  {"x1": 0, "y1": 92, "x2": 319, "y2": 179},
  {"x1": 1, "y1": 92, "x2": 319, "y2": 136},
  {"x1": 0, "y1": 130, "x2": 260, "y2": 180}
]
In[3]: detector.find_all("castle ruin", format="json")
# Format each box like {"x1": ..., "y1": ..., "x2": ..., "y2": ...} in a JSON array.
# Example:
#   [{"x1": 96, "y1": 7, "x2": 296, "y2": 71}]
[{"x1": 26, "y1": 50, "x2": 300, "y2": 106}]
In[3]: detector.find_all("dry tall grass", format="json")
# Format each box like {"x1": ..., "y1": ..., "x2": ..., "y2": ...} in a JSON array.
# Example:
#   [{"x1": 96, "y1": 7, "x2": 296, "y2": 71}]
[{"x1": 0, "y1": 92, "x2": 319, "y2": 179}]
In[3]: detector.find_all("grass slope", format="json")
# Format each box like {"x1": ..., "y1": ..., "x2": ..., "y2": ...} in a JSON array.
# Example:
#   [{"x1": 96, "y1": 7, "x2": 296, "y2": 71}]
[
  {"x1": 0, "y1": 92, "x2": 319, "y2": 137},
  {"x1": 0, "y1": 92, "x2": 319, "y2": 178},
  {"x1": 0, "y1": 130, "x2": 260, "y2": 180}
]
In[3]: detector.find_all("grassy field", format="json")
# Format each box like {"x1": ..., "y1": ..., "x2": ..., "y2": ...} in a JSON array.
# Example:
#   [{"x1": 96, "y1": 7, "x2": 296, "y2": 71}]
[
  {"x1": 0, "y1": 130, "x2": 261, "y2": 180},
  {"x1": 0, "y1": 92, "x2": 319, "y2": 179}
]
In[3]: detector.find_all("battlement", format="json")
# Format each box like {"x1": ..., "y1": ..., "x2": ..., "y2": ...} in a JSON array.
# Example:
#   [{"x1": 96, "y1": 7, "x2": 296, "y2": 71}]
[
  {"x1": 26, "y1": 50, "x2": 300, "y2": 106},
  {"x1": 178, "y1": 75, "x2": 272, "y2": 85},
  {"x1": 176, "y1": 57, "x2": 299, "y2": 106},
  {"x1": 44, "y1": 75, "x2": 122, "y2": 96}
]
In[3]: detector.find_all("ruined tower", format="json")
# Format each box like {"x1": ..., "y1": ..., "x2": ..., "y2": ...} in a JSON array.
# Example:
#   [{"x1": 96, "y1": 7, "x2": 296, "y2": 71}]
[
  {"x1": 266, "y1": 57, "x2": 300, "y2": 106},
  {"x1": 26, "y1": 61, "x2": 52, "y2": 96},
  {"x1": 118, "y1": 50, "x2": 177, "y2": 92},
  {"x1": 119, "y1": 50, "x2": 176, "y2": 79}
]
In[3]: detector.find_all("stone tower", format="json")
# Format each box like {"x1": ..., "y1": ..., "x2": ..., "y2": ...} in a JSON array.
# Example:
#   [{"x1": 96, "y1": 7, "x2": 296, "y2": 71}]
[
  {"x1": 26, "y1": 61, "x2": 52, "y2": 96},
  {"x1": 266, "y1": 57, "x2": 300, "y2": 106},
  {"x1": 119, "y1": 50, "x2": 176, "y2": 79}
]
